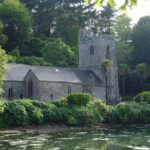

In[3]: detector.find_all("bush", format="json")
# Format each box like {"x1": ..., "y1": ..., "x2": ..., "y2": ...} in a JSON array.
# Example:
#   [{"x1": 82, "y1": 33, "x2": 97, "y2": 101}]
[
  {"x1": 50, "y1": 98, "x2": 68, "y2": 107},
  {"x1": 69, "y1": 106, "x2": 96, "y2": 125},
  {"x1": 3, "y1": 101, "x2": 28, "y2": 126},
  {"x1": 43, "y1": 106, "x2": 69, "y2": 123},
  {"x1": 140, "y1": 104, "x2": 150, "y2": 123},
  {"x1": 67, "y1": 93, "x2": 91, "y2": 107},
  {"x1": 135, "y1": 91, "x2": 150, "y2": 103},
  {"x1": 31, "y1": 100, "x2": 56, "y2": 109},
  {"x1": 16, "y1": 100, "x2": 44, "y2": 125},
  {"x1": 0, "y1": 102, "x2": 7, "y2": 127},
  {"x1": 104, "y1": 105, "x2": 119, "y2": 123},
  {"x1": 116, "y1": 102, "x2": 143, "y2": 124}
]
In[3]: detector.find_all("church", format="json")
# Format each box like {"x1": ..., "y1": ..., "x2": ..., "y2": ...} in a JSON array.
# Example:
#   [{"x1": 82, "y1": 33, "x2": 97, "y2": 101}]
[{"x1": 2, "y1": 29, "x2": 119, "y2": 103}]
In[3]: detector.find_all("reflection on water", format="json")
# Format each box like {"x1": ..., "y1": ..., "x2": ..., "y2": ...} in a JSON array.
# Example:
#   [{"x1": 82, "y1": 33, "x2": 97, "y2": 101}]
[{"x1": 0, "y1": 125, "x2": 150, "y2": 150}]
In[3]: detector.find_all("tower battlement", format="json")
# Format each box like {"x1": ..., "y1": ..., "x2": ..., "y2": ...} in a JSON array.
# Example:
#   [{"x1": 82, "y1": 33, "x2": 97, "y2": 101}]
[{"x1": 78, "y1": 29, "x2": 114, "y2": 44}]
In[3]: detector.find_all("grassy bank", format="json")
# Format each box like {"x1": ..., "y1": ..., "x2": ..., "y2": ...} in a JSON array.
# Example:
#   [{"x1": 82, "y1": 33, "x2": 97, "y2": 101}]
[{"x1": 0, "y1": 93, "x2": 150, "y2": 128}]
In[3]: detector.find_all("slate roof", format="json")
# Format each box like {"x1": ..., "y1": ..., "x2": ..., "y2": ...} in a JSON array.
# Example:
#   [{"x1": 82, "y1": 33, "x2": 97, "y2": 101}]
[{"x1": 5, "y1": 63, "x2": 102, "y2": 86}]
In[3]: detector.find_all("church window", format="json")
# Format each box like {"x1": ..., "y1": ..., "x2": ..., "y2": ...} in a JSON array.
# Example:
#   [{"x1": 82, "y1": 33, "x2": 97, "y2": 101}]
[
  {"x1": 90, "y1": 45, "x2": 94, "y2": 55},
  {"x1": 8, "y1": 88, "x2": 14, "y2": 100},
  {"x1": 28, "y1": 79, "x2": 33, "y2": 98},
  {"x1": 106, "y1": 45, "x2": 110, "y2": 59},
  {"x1": 68, "y1": 85, "x2": 71, "y2": 95}
]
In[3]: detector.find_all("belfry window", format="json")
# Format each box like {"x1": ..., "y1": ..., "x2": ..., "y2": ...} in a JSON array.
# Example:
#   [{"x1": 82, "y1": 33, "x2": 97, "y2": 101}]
[
  {"x1": 90, "y1": 45, "x2": 94, "y2": 55},
  {"x1": 28, "y1": 79, "x2": 33, "y2": 98},
  {"x1": 106, "y1": 45, "x2": 110, "y2": 59},
  {"x1": 8, "y1": 88, "x2": 14, "y2": 100}
]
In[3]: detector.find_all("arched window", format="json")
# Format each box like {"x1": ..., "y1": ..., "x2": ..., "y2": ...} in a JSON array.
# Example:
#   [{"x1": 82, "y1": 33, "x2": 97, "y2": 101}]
[
  {"x1": 106, "y1": 45, "x2": 110, "y2": 59},
  {"x1": 8, "y1": 88, "x2": 14, "y2": 100},
  {"x1": 28, "y1": 79, "x2": 33, "y2": 98},
  {"x1": 68, "y1": 85, "x2": 72, "y2": 95},
  {"x1": 90, "y1": 45, "x2": 94, "y2": 55}
]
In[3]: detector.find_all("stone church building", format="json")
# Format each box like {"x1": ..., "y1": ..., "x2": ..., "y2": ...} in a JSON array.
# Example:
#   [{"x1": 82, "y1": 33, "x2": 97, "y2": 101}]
[{"x1": 2, "y1": 29, "x2": 119, "y2": 102}]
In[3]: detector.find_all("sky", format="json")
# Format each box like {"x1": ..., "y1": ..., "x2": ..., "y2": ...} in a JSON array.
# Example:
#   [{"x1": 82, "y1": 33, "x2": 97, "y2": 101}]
[{"x1": 117, "y1": 0, "x2": 150, "y2": 25}]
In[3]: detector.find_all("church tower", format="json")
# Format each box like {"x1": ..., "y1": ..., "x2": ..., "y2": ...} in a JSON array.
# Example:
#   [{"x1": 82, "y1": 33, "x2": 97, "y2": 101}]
[{"x1": 78, "y1": 29, "x2": 119, "y2": 103}]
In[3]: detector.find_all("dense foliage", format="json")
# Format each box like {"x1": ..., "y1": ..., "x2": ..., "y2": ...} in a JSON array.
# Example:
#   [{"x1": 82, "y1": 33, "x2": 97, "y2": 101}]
[
  {"x1": 1, "y1": 97, "x2": 150, "y2": 128},
  {"x1": 135, "y1": 91, "x2": 150, "y2": 103},
  {"x1": 0, "y1": 47, "x2": 7, "y2": 93},
  {"x1": 0, "y1": 0, "x2": 32, "y2": 52},
  {"x1": 67, "y1": 93, "x2": 91, "y2": 107}
]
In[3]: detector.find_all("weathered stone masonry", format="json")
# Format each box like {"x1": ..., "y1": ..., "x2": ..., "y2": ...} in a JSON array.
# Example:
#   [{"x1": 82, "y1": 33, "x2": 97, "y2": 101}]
[{"x1": 2, "y1": 29, "x2": 119, "y2": 102}]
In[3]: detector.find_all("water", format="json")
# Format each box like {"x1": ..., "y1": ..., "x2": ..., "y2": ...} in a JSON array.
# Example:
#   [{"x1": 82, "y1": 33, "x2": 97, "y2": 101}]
[{"x1": 0, "y1": 125, "x2": 150, "y2": 150}]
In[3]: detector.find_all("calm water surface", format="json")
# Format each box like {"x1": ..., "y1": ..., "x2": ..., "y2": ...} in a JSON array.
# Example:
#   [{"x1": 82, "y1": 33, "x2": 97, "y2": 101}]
[{"x1": 0, "y1": 125, "x2": 150, "y2": 150}]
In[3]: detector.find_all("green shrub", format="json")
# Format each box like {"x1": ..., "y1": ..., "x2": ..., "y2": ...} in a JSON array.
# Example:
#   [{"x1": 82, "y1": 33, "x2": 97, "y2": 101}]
[
  {"x1": 31, "y1": 100, "x2": 56, "y2": 109},
  {"x1": 50, "y1": 98, "x2": 68, "y2": 107},
  {"x1": 0, "y1": 102, "x2": 7, "y2": 127},
  {"x1": 135, "y1": 91, "x2": 150, "y2": 103},
  {"x1": 88, "y1": 99, "x2": 107, "y2": 117},
  {"x1": 16, "y1": 100, "x2": 44, "y2": 125},
  {"x1": 69, "y1": 106, "x2": 96, "y2": 125},
  {"x1": 67, "y1": 116, "x2": 77, "y2": 125},
  {"x1": 116, "y1": 102, "x2": 143, "y2": 124},
  {"x1": 104, "y1": 105, "x2": 119, "y2": 123},
  {"x1": 3, "y1": 101, "x2": 28, "y2": 126},
  {"x1": 67, "y1": 93, "x2": 91, "y2": 107},
  {"x1": 138, "y1": 104, "x2": 150, "y2": 123},
  {"x1": 43, "y1": 106, "x2": 70, "y2": 123}
]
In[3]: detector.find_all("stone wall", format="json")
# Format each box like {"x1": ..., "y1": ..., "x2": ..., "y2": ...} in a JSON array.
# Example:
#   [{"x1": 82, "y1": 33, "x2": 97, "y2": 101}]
[
  {"x1": 2, "y1": 81, "x2": 24, "y2": 100},
  {"x1": 39, "y1": 82, "x2": 82, "y2": 102},
  {"x1": 78, "y1": 29, "x2": 119, "y2": 102}
]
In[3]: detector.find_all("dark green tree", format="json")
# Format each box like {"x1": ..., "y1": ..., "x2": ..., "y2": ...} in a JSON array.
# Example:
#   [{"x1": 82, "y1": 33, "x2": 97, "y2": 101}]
[
  {"x1": 21, "y1": 37, "x2": 45, "y2": 57},
  {"x1": 99, "y1": 4, "x2": 116, "y2": 35},
  {"x1": 42, "y1": 38, "x2": 78, "y2": 68},
  {"x1": 0, "y1": 21, "x2": 7, "y2": 46},
  {"x1": 20, "y1": 0, "x2": 98, "y2": 42},
  {"x1": 118, "y1": 64, "x2": 130, "y2": 95},
  {"x1": 0, "y1": 0, "x2": 32, "y2": 52},
  {"x1": 132, "y1": 16, "x2": 150, "y2": 65}
]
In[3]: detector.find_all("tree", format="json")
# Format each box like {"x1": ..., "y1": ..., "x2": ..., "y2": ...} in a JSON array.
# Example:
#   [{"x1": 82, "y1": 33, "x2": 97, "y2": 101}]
[
  {"x1": 132, "y1": 16, "x2": 150, "y2": 65},
  {"x1": 20, "y1": 37, "x2": 45, "y2": 57},
  {"x1": 114, "y1": 15, "x2": 132, "y2": 41},
  {"x1": 20, "y1": 0, "x2": 98, "y2": 42},
  {"x1": 102, "y1": 59, "x2": 113, "y2": 104},
  {"x1": 118, "y1": 63, "x2": 130, "y2": 95},
  {"x1": 0, "y1": 47, "x2": 7, "y2": 93},
  {"x1": 69, "y1": 25, "x2": 81, "y2": 47},
  {"x1": 0, "y1": 21, "x2": 7, "y2": 46},
  {"x1": 0, "y1": 0, "x2": 32, "y2": 52},
  {"x1": 98, "y1": 4, "x2": 116, "y2": 35},
  {"x1": 136, "y1": 63, "x2": 148, "y2": 90},
  {"x1": 42, "y1": 38, "x2": 78, "y2": 68},
  {"x1": 116, "y1": 40, "x2": 133, "y2": 64}
]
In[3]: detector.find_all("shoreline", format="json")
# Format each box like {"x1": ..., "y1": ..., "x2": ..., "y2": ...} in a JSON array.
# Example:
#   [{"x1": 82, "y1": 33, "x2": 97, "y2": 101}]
[
  {"x1": 0, "y1": 124, "x2": 150, "y2": 135},
  {"x1": 0, "y1": 124, "x2": 94, "y2": 134}
]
